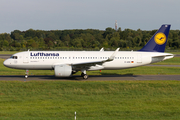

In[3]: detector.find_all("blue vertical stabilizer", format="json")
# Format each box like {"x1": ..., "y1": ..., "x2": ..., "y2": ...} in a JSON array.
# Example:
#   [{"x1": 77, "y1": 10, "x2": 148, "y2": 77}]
[{"x1": 139, "y1": 25, "x2": 171, "y2": 52}]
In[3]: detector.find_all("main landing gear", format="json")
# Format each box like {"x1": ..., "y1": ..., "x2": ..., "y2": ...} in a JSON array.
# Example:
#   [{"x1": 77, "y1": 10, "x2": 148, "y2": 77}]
[
  {"x1": 81, "y1": 70, "x2": 88, "y2": 79},
  {"x1": 25, "y1": 69, "x2": 29, "y2": 78}
]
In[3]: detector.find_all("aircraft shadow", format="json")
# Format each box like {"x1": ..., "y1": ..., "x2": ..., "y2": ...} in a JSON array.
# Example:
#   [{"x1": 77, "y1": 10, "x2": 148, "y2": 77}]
[
  {"x1": 0, "y1": 74, "x2": 137, "y2": 81},
  {"x1": 42, "y1": 74, "x2": 137, "y2": 80}
]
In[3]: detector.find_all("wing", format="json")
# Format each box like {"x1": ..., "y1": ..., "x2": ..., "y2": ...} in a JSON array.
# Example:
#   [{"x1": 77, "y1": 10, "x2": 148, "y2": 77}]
[{"x1": 71, "y1": 48, "x2": 120, "y2": 70}]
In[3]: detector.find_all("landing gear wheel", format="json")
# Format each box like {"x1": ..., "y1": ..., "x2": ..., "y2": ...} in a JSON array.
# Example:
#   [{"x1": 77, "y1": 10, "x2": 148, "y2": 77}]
[
  {"x1": 25, "y1": 75, "x2": 28, "y2": 78},
  {"x1": 83, "y1": 74, "x2": 88, "y2": 79},
  {"x1": 25, "y1": 70, "x2": 29, "y2": 79}
]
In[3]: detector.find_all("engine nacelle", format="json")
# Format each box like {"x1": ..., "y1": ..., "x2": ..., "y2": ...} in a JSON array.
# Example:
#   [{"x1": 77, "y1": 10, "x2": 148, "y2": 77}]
[{"x1": 54, "y1": 64, "x2": 72, "y2": 77}]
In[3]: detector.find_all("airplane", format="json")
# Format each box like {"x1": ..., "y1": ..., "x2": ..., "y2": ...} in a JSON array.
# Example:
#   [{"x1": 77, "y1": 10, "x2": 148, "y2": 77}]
[{"x1": 3, "y1": 24, "x2": 174, "y2": 79}]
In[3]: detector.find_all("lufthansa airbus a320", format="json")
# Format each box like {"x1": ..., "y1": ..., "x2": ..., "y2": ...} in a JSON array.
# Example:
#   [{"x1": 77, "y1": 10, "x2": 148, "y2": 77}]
[{"x1": 3, "y1": 25, "x2": 174, "y2": 79}]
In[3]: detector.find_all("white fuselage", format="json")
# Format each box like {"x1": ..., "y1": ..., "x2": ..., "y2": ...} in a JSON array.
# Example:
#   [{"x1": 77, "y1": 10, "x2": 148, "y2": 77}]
[{"x1": 3, "y1": 51, "x2": 174, "y2": 71}]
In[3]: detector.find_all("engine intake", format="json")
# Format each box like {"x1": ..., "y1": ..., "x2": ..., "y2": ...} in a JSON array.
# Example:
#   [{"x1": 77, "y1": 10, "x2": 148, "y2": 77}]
[{"x1": 54, "y1": 64, "x2": 72, "y2": 77}]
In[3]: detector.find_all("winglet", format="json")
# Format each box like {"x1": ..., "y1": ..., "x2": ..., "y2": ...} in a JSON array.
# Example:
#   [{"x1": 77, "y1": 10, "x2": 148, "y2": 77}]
[
  {"x1": 100, "y1": 48, "x2": 104, "y2": 52},
  {"x1": 107, "y1": 48, "x2": 120, "y2": 61}
]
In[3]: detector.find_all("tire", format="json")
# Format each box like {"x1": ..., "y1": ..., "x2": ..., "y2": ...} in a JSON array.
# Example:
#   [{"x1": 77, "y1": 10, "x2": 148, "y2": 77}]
[
  {"x1": 83, "y1": 74, "x2": 88, "y2": 79},
  {"x1": 25, "y1": 75, "x2": 28, "y2": 78}
]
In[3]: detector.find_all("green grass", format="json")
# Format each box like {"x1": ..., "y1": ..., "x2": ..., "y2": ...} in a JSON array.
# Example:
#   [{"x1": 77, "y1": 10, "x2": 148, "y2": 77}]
[
  {"x1": 0, "y1": 80, "x2": 179, "y2": 120},
  {"x1": 153, "y1": 57, "x2": 180, "y2": 65},
  {"x1": 90, "y1": 66, "x2": 180, "y2": 75},
  {"x1": 0, "y1": 52, "x2": 180, "y2": 119},
  {"x1": 168, "y1": 52, "x2": 180, "y2": 54},
  {"x1": 0, "y1": 51, "x2": 19, "y2": 54}
]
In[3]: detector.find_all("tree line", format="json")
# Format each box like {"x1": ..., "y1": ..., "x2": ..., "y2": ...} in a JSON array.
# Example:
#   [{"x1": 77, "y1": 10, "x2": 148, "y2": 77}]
[{"x1": 0, "y1": 27, "x2": 180, "y2": 51}]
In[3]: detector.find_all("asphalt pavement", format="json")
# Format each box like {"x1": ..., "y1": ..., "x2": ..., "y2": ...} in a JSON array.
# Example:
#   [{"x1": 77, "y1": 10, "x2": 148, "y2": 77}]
[{"x1": 0, "y1": 75, "x2": 180, "y2": 81}]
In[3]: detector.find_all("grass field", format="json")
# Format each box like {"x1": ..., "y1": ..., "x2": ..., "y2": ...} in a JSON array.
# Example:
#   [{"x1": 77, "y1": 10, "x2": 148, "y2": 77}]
[
  {"x1": 153, "y1": 57, "x2": 180, "y2": 65},
  {"x1": 0, "y1": 51, "x2": 18, "y2": 54},
  {"x1": 0, "y1": 80, "x2": 180, "y2": 120},
  {"x1": 0, "y1": 52, "x2": 180, "y2": 120}
]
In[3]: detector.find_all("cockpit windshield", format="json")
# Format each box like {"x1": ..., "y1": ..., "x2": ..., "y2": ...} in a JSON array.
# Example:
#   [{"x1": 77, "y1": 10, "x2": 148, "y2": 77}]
[{"x1": 10, "y1": 56, "x2": 18, "y2": 59}]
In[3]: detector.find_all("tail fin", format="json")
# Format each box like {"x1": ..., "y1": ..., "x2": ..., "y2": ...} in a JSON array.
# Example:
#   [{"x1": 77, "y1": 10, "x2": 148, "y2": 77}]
[{"x1": 139, "y1": 24, "x2": 171, "y2": 52}]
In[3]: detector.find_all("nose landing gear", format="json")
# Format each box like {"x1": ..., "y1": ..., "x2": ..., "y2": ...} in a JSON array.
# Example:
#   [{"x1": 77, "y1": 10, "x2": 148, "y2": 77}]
[{"x1": 25, "y1": 70, "x2": 29, "y2": 78}]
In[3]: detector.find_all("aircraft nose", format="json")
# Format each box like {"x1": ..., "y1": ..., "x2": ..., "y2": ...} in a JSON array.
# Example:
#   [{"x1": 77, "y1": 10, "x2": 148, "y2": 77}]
[{"x1": 3, "y1": 59, "x2": 10, "y2": 67}]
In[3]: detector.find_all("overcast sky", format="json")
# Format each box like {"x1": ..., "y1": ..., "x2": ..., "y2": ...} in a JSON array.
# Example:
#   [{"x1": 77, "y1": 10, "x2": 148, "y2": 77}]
[{"x1": 0, "y1": 0, "x2": 180, "y2": 33}]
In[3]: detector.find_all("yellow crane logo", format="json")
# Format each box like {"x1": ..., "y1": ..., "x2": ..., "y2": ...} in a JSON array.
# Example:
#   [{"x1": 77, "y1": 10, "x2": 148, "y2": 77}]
[{"x1": 154, "y1": 32, "x2": 166, "y2": 45}]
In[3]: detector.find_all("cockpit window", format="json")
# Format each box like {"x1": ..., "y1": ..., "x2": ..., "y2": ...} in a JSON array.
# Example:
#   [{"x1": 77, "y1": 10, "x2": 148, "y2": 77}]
[{"x1": 10, "y1": 56, "x2": 18, "y2": 59}]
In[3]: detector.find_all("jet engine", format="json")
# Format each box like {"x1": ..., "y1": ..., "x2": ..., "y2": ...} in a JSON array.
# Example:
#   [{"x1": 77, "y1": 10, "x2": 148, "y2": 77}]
[{"x1": 54, "y1": 64, "x2": 72, "y2": 77}]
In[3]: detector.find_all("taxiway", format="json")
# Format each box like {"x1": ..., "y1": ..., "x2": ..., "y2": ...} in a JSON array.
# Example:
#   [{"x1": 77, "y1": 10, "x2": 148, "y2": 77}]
[{"x1": 0, "y1": 75, "x2": 180, "y2": 81}]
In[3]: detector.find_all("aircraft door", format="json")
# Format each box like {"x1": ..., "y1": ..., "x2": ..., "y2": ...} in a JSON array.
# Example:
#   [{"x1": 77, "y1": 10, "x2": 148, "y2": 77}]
[
  {"x1": 23, "y1": 53, "x2": 29, "y2": 63},
  {"x1": 137, "y1": 54, "x2": 142, "y2": 63}
]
